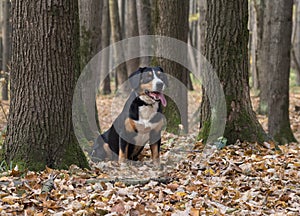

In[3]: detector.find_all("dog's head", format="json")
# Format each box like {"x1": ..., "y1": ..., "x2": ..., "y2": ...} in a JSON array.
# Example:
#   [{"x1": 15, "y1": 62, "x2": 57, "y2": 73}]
[{"x1": 129, "y1": 66, "x2": 168, "y2": 107}]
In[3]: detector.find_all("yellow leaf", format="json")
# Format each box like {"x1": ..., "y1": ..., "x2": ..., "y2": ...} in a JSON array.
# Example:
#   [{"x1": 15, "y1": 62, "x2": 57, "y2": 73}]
[
  {"x1": 204, "y1": 168, "x2": 215, "y2": 175},
  {"x1": 175, "y1": 191, "x2": 186, "y2": 197},
  {"x1": 2, "y1": 195, "x2": 19, "y2": 205},
  {"x1": 101, "y1": 197, "x2": 109, "y2": 202}
]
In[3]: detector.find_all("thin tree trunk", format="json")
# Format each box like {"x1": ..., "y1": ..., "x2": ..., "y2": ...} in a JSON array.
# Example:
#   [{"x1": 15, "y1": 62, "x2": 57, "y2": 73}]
[
  {"x1": 4, "y1": 0, "x2": 89, "y2": 171},
  {"x1": 125, "y1": 0, "x2": 139, "y2": 74},
  {"x1": 154, "y1": 0, "x2": 189, "y2": 133},
  {"x1": 293, "y1": 0, "x2": 300, "y2": 85},
  {"x1": 267, "y1": 0, "x2": 297, "y2": 144},
  {"x1": 137, "y1": 0, "x2": 152, "y2": 66},
  {"x1": 109, "y1": 0, "x2": 128, "y2": 89},
  {"x1": 250, "y1": 0, "x2": 259, "y2": 90},
  {"x1": 198, "y1": 0, "x2": 207, "y2": 54},
  {"x1": 258, "y1": 0, "x2": 270, "y2": 115},
  {"x1": 199, "y1": 0, "x2": 269, "y2": 144},
  {"x1": 100, "y1": 0, "x2": 111, "y2": 95},
  {"x1": 78, "y1": 0, "x2": 103, "y2": 141},
  {"x1": 1, "y1": 0, "x2": 11, "y2": 100}
]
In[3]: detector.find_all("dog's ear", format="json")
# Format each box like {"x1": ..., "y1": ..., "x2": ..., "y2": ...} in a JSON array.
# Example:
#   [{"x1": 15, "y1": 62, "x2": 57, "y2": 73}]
[
  {"x1": 129, "y1": 67, "x2": 145, "y2": 89},
  {"x1": 157, "y1": 66, "x2": 168, "y2": 86}
]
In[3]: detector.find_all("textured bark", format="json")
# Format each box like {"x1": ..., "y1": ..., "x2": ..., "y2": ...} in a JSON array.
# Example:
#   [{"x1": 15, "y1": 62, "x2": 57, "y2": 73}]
[
  {"x1": 293, "y1": 0, "x2": 300, "y2": 86},
  {"x1": 137, "y1": 0, "x2": 152, "y2": 66},
  {"x1": 3, "y1": 0, "x2": 89, "y2": 171},
  {"x1": 267, "y1": 0, "x2": 297, "y2": 144},
  {"x1": 154, "y1": 0, "x2": 189, "y2": 133},
  {"x1": 252, "y1": 0, "x2": 265, "y2": 92},
  {"x1": 109, "y1": 0, "x2": 128, "y2": 89},
  {"x1": 1, "y1": 0, "x2": 11, "y2": 100},
  {"x1": 100, "y1": 0, "x2": 111, "y2": 95},
  {"x1": 79, "y1": 0, "x2": 102, "y2": 67},
  {"x1": 189, "y1": 0, "x2": 198, "y2": 49},
  {"x1": 199, "y1": 0, "x2": 269, "y2": 144},
  {"x1": 198, "y1": 0, "x2": 207, "y2": 53},
  {"x1": 78, "y1": 0, "x2": 102, "y2": 140},
  {"x1": 249, "y1": 0, "x2": 258, "y2": 90},
  {"x1": 258, "y1": 0, "x2": 270, "y2": 114},
  {"x1": 125, "y1": 0, "x2": 139, "y2": 74}
]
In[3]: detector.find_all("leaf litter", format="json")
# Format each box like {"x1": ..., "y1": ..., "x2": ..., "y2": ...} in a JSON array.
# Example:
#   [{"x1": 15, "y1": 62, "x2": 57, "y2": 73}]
[{"x1": 0, "y1": 88, "x2": 299, "y2": 215}]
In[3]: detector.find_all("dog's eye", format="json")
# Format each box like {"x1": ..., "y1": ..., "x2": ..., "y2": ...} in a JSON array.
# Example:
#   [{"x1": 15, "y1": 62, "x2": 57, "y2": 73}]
[
  {"x1": 157, "y1": 71, "x2": 161, "y2": 76},
  {"x1": 141, "y1": 72, "x2": 153, "y2": 83}
]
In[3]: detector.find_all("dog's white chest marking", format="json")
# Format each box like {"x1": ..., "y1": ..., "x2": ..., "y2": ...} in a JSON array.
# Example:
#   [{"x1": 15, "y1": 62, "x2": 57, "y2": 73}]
[{"x1": 133, "y1": 103, "x2": 159, "y2": 145}]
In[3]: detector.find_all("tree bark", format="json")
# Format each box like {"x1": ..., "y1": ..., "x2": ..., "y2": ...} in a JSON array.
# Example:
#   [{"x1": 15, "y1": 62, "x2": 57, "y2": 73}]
[
  {"x1": 137, "y1": 0, "x2": 152, "y2": 66},
  {"x1": 198, "y1": 0, "x2": 207, "y2": 54},
  {"x1": 293, "y1": 0, "x2": 300, "y2": 86},
  {"x1": 100, "y1": 0, "x2": 111, "y2": 95},
  {"x1": 199, "y1": 0, "x2": 269, "y2": 144},
  {"x1": 1, "y1": 0, "x2": 11, "y2": 100},
  {"x1": 78, "y1": 0, "x2": 102, "y2": 140},
  {"x1": 249, "y1": 0, "x2": 258, "y2": 90},
  {"x1": 267, "y1": 0, "x2": 297, "y2": 144},
  {"x1": 125, "y1": 0, "x2": 139, "y2": 74},
  {"x1": 3, "y1": 0, "x2": 89, "y2": 171},
  {"x1": 109, "y1": 0, "x2": 128, "y2": 89},
  {"x1": 258, "y1": 0, "x2": 270, "y2": 114},
  {"x1": 153, "y1": 0, "x2": 189, "y2": 133}
]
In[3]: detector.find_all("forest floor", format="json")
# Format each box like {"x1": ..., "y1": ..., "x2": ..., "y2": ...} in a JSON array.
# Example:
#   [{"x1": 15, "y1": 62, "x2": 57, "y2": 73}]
[{"x1": 0, "y1": 85, "x2": 299, "y2": 215}]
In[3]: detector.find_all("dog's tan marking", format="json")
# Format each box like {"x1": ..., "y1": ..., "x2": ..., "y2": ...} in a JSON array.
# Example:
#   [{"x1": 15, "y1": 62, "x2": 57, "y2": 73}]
[
  {"x1": 103, "y1": 143, "x2": 113, "y2": 160},
  {"x1": 150, "y1": 143, "x2": 160, "y2": 165},
  {"x1": 125, "y1": 118, "x2": 137, "y2": 133},
  {"x1": 119, "y1": 144, "x2": 128, "y2": 163},
  {"x1": 140, "y1": 82, "x2": 152, "y2": 93}
]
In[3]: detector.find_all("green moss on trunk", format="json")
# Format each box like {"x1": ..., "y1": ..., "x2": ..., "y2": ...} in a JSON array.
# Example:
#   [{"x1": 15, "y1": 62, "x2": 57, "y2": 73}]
[
  {"x1": 272, "y1": 125, "x2": 297, "y2": 145},
  {"x1": 197, "y1": 120, "x2": 211, "y2": 143},
  {"x1": 163, "y1": 98, "x2": 181, "y2": 134}
]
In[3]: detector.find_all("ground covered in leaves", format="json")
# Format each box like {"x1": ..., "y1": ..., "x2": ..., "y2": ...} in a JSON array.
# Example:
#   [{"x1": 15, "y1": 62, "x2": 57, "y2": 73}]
[{"x1": 0, "y1": 87, "x2": 299, "y2": 215}]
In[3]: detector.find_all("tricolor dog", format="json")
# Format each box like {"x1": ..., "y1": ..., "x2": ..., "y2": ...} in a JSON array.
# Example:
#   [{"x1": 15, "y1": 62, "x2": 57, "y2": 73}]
[{"x1": 91, "y1": 66, "x2": 168, "y2": 165}]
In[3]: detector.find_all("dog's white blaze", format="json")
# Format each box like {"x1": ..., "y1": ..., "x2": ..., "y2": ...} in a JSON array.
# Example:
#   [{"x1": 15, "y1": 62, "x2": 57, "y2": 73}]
[
  {"x1": 152, "y1": 69, "x2": 165, "y2": 91},
  {"x1": 133, "y1": 103, "x2": 159, "y2": 145}
]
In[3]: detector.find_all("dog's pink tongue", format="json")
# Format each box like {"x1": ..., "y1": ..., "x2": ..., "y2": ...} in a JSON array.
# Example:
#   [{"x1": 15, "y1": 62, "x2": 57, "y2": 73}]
[{"x1": 158, "y1": 93, "x2": 167, "y2": 107}]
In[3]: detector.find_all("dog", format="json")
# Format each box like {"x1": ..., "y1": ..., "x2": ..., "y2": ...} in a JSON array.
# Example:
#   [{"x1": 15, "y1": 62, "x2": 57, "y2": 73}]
[{"x1": 91, "y1": 66, "x2": 168, "y2": 165}]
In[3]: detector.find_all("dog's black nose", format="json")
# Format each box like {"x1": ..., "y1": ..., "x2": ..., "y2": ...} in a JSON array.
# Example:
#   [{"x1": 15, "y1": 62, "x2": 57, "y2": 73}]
[{"x1": 156, "y1": 82, "x2": 164, "y2": 91}]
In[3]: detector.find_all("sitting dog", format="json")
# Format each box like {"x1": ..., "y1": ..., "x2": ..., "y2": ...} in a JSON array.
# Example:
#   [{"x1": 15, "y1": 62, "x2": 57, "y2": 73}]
[{"x1": 91, "y1": 66, "x2": 168, "y2": 165}]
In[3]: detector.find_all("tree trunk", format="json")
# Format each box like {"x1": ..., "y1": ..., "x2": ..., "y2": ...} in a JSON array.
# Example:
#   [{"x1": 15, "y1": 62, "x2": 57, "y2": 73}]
[
  {"x1": 137, "y1": 0, "x2": 152, "y2": 66},
  {"x1": 199, "y1": 0, "x2": 269, "y2": 144},
  {"x1": 249, "y1": 0, "x2": 259, "y2": 90},
  {"x1": 118, "y1": 0, "x2": 126, "y2": 38},
  {"x1": 258, "y1": 0, "x2": 270, "y2": 114},
  {"x1": 153, "y1": 0, "x2": 189, "y2": 134},
  {"x1": 3, "y1": 0, "x2": 89, "y2": 171},
  {"x1": 198, "y1": 0, "x2": 207, "y2": 53},
  {"x1": 79, "y1": 0, "x2": 102, "y2": 67},
  {"x1": 109, "y1": 0, "x2": 128, "y2": 89},
  {"x1": 1, "y1": 0, "x2": 11, "y2": 100},
  {"x1": 78, "y1": 0, "x2": 102, "y2": 141},
  {"x1": 293, "y1": 0, "x2": 300, "y2": 86},
  {"x1": 100, "y1": 0, "x2": 111, "y2": 95},
  {"x1": 125, "y1": 0, "x2": 139, "y2": 74},
  {"x1": 267, "y1": 0, "x2": 297, "y2": 144}
]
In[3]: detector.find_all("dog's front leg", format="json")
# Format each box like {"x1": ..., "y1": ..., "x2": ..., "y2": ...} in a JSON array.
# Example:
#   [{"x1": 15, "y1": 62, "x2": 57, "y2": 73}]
[
  {"x1": 150, "y1": 141, "x2": 160, "y2": 166},
  {"x1": 119, "y1": 138, "x2": 128, "y2": 164},
  {"x1": 150, "y1": 129, "x2": 161, "y2": 166}
]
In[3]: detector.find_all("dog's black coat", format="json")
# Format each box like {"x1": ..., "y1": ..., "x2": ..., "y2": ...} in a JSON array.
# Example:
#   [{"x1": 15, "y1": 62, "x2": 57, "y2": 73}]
[{"x1": 91, "y1": 67, "x2": 167, "y2": 164}]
